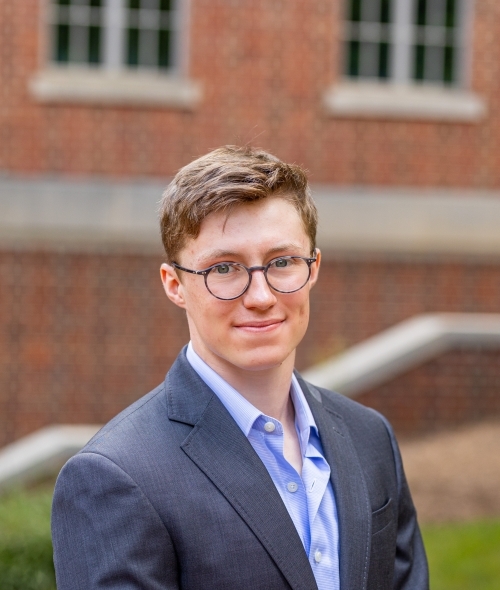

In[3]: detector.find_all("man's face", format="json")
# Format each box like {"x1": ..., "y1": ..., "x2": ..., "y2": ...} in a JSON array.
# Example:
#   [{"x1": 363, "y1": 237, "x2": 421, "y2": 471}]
[{"x1": 161, "y1": 197, "x2": 320, "y2": 377}]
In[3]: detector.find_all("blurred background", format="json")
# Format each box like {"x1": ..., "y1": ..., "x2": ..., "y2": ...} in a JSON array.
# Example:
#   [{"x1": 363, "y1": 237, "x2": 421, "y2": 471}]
[{"x1": 0, "y1": 0, "x2": 499, "y2": 588}]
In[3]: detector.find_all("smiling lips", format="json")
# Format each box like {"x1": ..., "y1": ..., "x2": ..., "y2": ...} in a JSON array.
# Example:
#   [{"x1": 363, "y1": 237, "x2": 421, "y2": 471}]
[{"x1": 234, "y1": 319, "x2": 285, "y2": 332}]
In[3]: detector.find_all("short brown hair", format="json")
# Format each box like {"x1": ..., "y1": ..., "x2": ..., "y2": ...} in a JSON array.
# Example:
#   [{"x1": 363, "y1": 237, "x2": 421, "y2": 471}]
[{"x1": 159, "y1": 145, "x2": 317, "y2": 262}]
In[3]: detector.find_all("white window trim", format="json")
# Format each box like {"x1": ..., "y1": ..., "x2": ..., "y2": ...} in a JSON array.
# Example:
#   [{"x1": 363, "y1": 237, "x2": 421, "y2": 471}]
[
  {"x1": 325, "y1": 0, "x2": 484, "y2": 122},
  {"x1": 29, "y1": 67, "x2": 201, "y2": 108},
  {"x1": 30, "y1": 0, "x2": 201, "y2": 109},
  {"x1": 323, "y1": 81, "x2": 486, "y2": 122}
]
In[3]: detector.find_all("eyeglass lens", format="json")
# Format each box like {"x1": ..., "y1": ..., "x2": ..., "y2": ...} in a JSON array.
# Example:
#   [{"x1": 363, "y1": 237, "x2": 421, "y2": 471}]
[{"x1": 206, "y1": 257, "x2": 311, "y2": 299}]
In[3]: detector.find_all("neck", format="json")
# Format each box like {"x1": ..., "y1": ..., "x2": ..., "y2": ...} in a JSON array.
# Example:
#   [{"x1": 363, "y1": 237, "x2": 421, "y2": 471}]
[{"x1": 192, "y1": 344, "x2": 296, "y2": 423}]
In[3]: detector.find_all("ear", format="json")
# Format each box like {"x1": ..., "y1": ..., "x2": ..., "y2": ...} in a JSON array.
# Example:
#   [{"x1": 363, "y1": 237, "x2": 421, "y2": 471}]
[
  {"x1": 160, "y1": 263, "x2": 187, "y2": 309},
  {"x1": 308, "y1": 248, "x2": 321, "y2": 288}
]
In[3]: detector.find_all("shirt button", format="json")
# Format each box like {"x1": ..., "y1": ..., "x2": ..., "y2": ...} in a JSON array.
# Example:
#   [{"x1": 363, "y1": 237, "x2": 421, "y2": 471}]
[
  {"x1": 287, "y1": 482, "x2": 298, "y2": 493},
  {"x1": 264, "y1": 421, "x2": 276, "y2": 433},
  {"x1": 314, "y1": 550, "x2": 322, "y2": 563}
]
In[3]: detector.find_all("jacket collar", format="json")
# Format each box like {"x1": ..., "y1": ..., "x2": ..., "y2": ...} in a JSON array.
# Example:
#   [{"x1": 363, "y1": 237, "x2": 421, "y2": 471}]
[
  {"x1": 165, "y1": 349, "x2": 370, "y2": 590},
  {"x1": 165, "y1": 349, "x2": 318, "y2": 590},
  {"x1": 296, "y1": 374, "x2": 371, "y2": 590}
]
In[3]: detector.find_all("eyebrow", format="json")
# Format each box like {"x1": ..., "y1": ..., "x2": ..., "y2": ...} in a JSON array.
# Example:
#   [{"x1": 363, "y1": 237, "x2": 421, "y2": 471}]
[{"x1": 198, "y1": 243, "x2": 306, "y2": 265}]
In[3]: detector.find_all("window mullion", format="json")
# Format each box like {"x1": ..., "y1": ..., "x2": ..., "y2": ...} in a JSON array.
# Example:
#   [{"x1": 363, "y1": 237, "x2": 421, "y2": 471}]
[
  {"x1": 458, "y1": 0, "x2": 473, "y2": 88},
  {"x1": 104, "y1": 0, "x2": 125, "y2": 70},
  {"x1": 391, "y1": 0, "x2": 413, "y2": 84}
]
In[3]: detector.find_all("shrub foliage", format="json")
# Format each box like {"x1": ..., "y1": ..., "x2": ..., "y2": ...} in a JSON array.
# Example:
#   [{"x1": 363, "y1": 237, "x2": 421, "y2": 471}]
[{"x1": 0, "y1": 486, "x2": 56, "y2": 590}]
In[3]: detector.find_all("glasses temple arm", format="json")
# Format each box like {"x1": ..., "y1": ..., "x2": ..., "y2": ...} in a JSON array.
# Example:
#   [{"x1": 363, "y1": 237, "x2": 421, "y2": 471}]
[{"x1": 172, "y1": 263, "x2": 206, "y2": 276}]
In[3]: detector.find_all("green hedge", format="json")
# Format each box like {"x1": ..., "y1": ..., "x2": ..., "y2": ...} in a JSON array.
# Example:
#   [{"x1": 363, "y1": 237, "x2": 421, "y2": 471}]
[{"x1": 0, "y1": 487, "x2": 55, "y2": 590}]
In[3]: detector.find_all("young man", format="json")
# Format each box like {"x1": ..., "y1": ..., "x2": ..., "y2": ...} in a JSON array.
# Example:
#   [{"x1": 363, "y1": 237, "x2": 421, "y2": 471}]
[{"x1": 52, "y1": 146, "x2": 428, "y2": 589}]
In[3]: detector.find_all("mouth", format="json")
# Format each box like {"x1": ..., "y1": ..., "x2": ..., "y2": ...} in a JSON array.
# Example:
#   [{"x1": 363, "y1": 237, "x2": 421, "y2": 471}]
[{"x1": 234, "y1": 319, "x2": 285, "y2": 333}]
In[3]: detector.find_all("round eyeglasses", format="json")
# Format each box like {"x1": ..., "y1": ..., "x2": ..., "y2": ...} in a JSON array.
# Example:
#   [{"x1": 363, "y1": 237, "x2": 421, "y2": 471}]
[{"x1": 172, "y1": 255, "x2": 317, "y2": 300}]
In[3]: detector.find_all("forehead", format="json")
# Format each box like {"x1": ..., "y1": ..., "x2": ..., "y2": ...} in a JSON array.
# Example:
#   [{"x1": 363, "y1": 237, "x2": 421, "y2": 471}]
[{"x1": 181, "y1": 197, "x2": 310, "y2": 263}]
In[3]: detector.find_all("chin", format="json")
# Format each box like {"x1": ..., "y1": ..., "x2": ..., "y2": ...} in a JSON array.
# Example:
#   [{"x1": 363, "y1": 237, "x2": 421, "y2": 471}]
[{"x1": 228, "y1": 346, "x2": 294, "y2": 372}]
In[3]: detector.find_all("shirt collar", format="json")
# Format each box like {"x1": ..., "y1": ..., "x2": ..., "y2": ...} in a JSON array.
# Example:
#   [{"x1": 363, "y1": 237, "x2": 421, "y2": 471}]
[{"x1": 186, "y1": 342, "x2": 318, "y2": 445}]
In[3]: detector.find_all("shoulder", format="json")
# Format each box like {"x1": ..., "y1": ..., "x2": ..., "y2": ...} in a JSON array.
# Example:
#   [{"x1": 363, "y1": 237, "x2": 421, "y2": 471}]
[
  {"x1": 68, "y1": 376, "x2": 191, "y2": 483},
  {"x1": 83, "y1": 381, "x2": 169, "y2": 456},
  {"x1": 55, "y1": 377, "x2": 194, "y2": 506}
]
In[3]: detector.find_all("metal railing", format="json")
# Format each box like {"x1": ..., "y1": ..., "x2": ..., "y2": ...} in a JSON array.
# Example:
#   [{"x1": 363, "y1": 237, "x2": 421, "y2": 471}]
[{"x1": 303, "y1": 313, "x2": 500, "y2": 396}]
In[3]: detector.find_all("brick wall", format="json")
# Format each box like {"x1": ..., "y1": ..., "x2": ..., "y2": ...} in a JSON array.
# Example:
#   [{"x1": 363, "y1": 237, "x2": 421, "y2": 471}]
[
  {"x1": 1, "y1": 1, "x2": 500, "y2": 445},
  {"x1": 356, "y1": 348, "x2": 500, "y2": 439},
  {"x1": 1, "y1": 249, "x2": 499, "y2": 446},
  {"x1": 0, "y1": 0, "x2": 500, "y2": 187}
]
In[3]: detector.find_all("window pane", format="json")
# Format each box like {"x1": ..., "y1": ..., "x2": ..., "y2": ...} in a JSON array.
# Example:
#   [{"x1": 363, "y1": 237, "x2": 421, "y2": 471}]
[
  {"x1": 444, "y1": 45, "x2": 454, "y2": 83},
  {"x1": 88, "y1": 25, "x2": 101, "y2": 64},
  {"x1": 127, "y1": 28, "x2": 140, "y2": 66},
  {"x1": 414, "y1": 44, "x2": 425, "y2": 80},
  {"x1": 344, "y1": 0, "x2": 393, "y2": 80},
  {"x1": 69, "y1": 24, "x2": 88, "y2": 63},
  {"x1": 446, "y1": 0, "x2": 456, "y2": 28},
  {"x1": 379, "y1": 42, "x2": 390, "y2": 78},
  {"x1": 51, "y1": 0, "x2": 103, "y2": 65},
  {"x1": 427, "y1": 0, "x2": 447, "y2": 26},
  {"x1": 158, "y1": 29, "x2": 171, "y2": 68},
  {"x1": 350, "y1": 0, "x2": 362, "y2": 22},
  {"x1": 412, "y1": 0, "x2": 461, "y2": 84},
  {"x1": 124, "y1": 0, "x2": 175, "y2": 70},
  {"x1": 55, "y1": 24, "x2": 70, "y2": 62},
  {"x1": 416, "y1": 0, "x2": 426, "y2": 26},
  {"x1": 361, "y1": 0, "x2": 381, "y2": 23},
  {"x1": 346, "y1": 40, "x2": 360, "y2": 76},
  {"x1": 139, "y1": 28, "x2": 157, "y2": 67},
  {"x1": 142, "y1": 0, "x2": 159, "y2": 9},
  {"x1": 424, "y1": 45, "x2": 444, "y2": 82},
  {"x1": 380, "y1": 0, "x2": 391, "y2": 24},
  {"x1": 359, "y1": 42, "x2": 379, "y2": 77}
]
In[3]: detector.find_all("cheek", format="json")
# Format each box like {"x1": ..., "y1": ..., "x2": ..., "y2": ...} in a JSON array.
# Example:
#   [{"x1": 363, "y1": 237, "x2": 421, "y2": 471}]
[
  {"x1": 185, "y1": 289, "x2": 233, "y2": 331},
  {"x1": 293, "y1": 290, "x2": 310, "y2": 316},
  {"x1": 282, "y1": 292, "x2": 310, "y2": 331},
  {"x1": 298, "y1": 302, "x2": 310, "y2": 331}
]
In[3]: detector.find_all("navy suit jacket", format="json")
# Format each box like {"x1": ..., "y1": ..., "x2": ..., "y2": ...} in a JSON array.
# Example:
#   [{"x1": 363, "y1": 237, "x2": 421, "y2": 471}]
[{"x1": 52, "y1": 348, "x2": 428, "y2": 589}]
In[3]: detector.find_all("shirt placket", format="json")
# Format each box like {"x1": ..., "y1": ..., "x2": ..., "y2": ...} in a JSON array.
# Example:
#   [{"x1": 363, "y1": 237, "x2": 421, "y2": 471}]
[
  {"x1": 302, "y1": 439, "x2": 339, "y2": 585},
  {"x1": 257, "y1": 417, "x2": 311, "y2": 552}
]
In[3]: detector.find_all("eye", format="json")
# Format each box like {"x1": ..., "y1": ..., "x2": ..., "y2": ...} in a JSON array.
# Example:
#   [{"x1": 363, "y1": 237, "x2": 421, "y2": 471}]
[
  {"x1": 215, "y1": 264, "x2": 231, "y2": 274},
  {"x1": 273, "y1": 258, "x2": 290, "y2": 268}
]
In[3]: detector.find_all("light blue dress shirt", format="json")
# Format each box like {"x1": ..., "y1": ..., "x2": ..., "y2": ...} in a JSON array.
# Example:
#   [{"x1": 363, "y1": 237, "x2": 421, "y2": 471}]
[{"x1": 186, "y1": 343, "x2": 340, "y2": 590}]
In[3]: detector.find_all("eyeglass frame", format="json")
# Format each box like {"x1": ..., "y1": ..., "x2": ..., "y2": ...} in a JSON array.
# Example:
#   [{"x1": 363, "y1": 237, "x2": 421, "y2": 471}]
[{"x1": 171, "y1": 253, "x2": 318, "y2": 301}]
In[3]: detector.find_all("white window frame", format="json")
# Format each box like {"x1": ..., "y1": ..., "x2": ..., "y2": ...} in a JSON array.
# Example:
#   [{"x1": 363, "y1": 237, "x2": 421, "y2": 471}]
[
  {"x1": 325, "y1": 0, "x2": 485, "y2": 121},
  {"x1": 30, "y1": 0, "x2": 201, "y2": 109},
  {"x1": 392, "y1": 0, "x2": 469, "y2": 86},
  {"x1": 343, "y1": 0, "x2": 469, "y2": 86}
]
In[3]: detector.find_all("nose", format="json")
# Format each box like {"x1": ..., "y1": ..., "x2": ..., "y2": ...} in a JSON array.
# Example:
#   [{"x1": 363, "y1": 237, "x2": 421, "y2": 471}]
[{"x1": 242, "y1": 268, "x2": 277, "y2": 309}]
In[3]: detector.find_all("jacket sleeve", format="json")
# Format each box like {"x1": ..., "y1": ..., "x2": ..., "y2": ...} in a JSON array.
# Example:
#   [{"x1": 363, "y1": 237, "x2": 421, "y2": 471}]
[
  {"x1": 380, "y1": 416, "x2": 429, "y2": 590},
  {"x1": 52, "y1": 451, "x2": 179, "y2": 590}
]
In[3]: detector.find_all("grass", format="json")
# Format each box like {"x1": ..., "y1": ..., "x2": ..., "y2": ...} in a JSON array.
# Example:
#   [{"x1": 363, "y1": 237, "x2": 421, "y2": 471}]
[
  {"x1": 0, "y1": 485, "x2": 56, "y2": 590},
  {"x1": 0, "y1": 486, "x2": 499, "y2": 590},
  {"x1": 422, "y1": 519, "x2": 500, "y2": 590}
]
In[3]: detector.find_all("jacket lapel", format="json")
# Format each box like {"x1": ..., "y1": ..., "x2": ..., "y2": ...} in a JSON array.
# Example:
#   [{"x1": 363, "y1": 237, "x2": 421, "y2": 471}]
[
  {"x1": 165, "y1": 352, "x2": 318, "y2": 590},
  {"x1": 298, "y1": 376, "x2": 371, "y2": 590}
]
